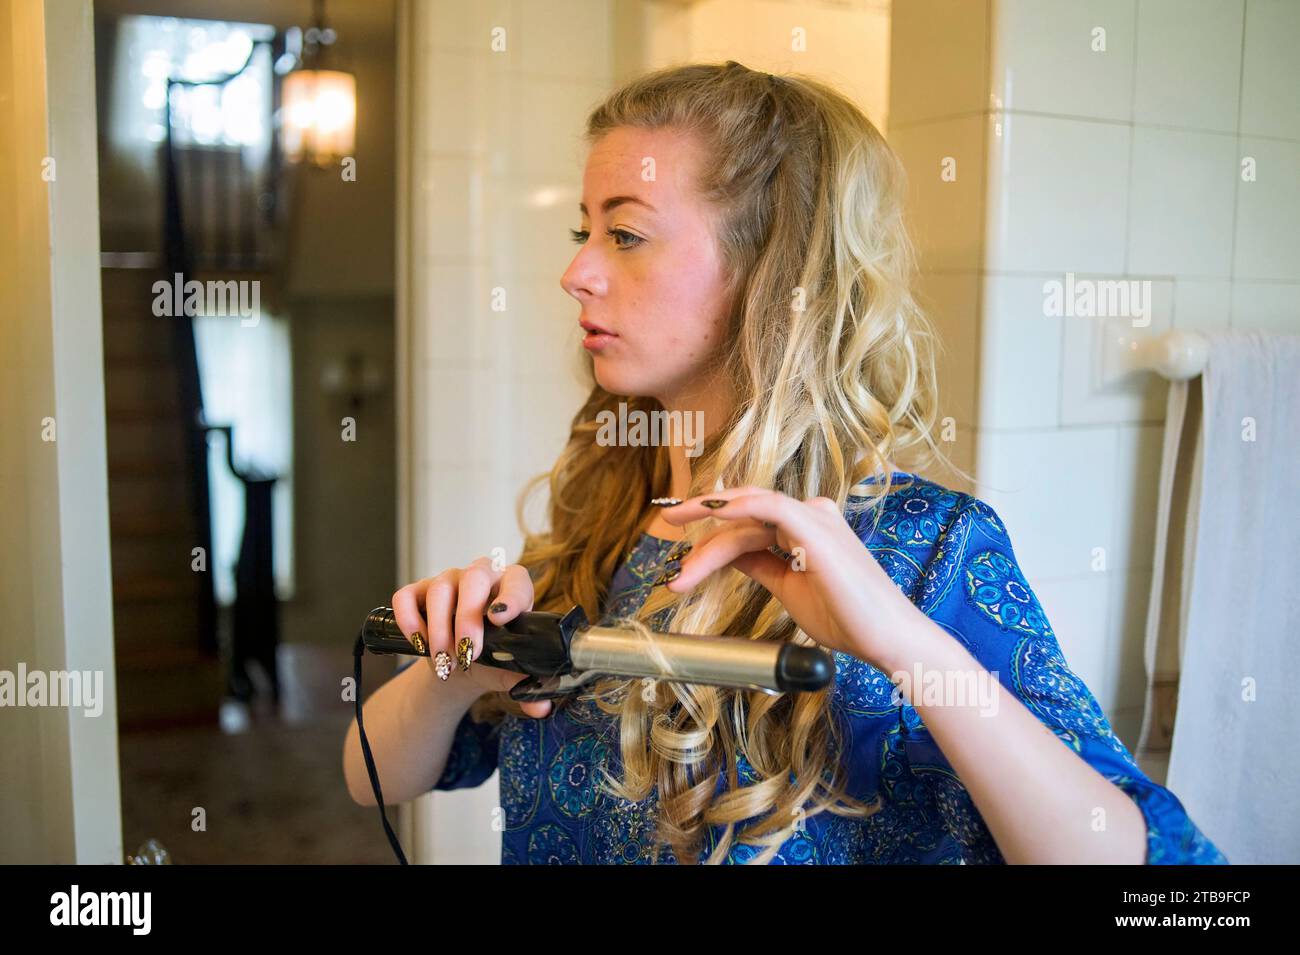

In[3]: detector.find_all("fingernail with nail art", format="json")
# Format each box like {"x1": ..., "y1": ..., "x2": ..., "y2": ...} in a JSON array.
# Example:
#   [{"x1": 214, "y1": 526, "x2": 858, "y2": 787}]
[
  {"x1": 655, "y1": 566, "x2": 682, "y2": 586},
  {"x1": 700, "y1": 499, "x2": 728, "y2": 509},
  {"x1": 665, "y1": 541, "x2": 693, "y2": 562},
  {"x1": 456, "y1": 637, "x2": 474, "y2": 672},
  {"x1": 651, "y1": 497, "x2": 683, "y2": 507},
  {"x1": 433, "y1": 650, "x2": 453, "y2": 681}
]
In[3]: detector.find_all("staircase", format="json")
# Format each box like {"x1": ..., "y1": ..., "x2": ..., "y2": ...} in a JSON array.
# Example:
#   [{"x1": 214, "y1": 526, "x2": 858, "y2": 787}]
[
  {"x1": 102, "y1": 264, "x2": 222, "y2": 730},
  {"x1": 102, "y1": 32, "x2": 292, "y2": 730}
]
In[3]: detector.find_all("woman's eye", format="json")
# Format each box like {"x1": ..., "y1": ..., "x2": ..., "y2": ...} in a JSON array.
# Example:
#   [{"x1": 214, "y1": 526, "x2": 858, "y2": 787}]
[
  {"x1": 567, "y1": 227, "x2": 643, "y2": 250},
  {"x1": 608, "y1": 228, "x2": 643, "y2": 249}
]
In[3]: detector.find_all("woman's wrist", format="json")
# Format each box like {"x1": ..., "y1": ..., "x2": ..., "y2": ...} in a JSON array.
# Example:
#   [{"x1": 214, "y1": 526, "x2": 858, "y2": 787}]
[
  {"x1": 401, "y1": 655, "x2": 483, "y2": 721},
  {"x1": 853, "y1": 599, "x2": 965, "y2": 684}
]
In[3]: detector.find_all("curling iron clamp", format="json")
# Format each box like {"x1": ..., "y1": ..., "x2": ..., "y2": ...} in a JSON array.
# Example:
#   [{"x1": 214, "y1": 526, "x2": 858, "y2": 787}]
[{"x1": 360, "y1": 604, "x2": 836, "y2": 700}]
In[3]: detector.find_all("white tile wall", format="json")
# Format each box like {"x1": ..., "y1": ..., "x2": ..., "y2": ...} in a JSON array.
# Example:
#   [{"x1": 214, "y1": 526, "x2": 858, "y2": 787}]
[
  {"x1": 1173, "y1": 278, "x2": 1233, "y2": 331},
  {"x1": 1107, "y1": 565, "x2": 1154, "y2": 715},
  {"x1": 418, "y1": 154, "x2": 479, "y2": 260},
  {"x1": 1032, "y1": 574, "x2": 1113, "y2": 707},
  {"x1": 423, "y1": 0, "x2": 518, "y2": 55},
  {"x1": 1239, "y1": 0, "x2": 1300, "y2": 140},
  {"x1": 1109, "y1": 422, "x2": 1165, "y2": 573},
  {"x1": 423, "y1": 52, "x2": 512, "y2": 156},
  {"x1": 1233, "y1": 137, "x2": 1300, "y2": 283},
  {"x1": 984, "y1": 111, "x2": 1131, "y2": 275},
  {"x1": 1231, "y1": 280, "x2": 1300, "y2": 332},
  {"x1": 989, "y1": 0, "x2": 1137, "y2": 121},
  {"x1": 404, "y1": 0, "x2": 622, "y2": 865},
  {"x1": 974, "y1": 426, "x2": 1119, "y2": 580},
  {"x1": 892, "y1": 0, "x2": 1300, "y2": 788},
  {"x1": 1132, "y1": 0, "x2": 1243, "y2": 132},
  {"x1": 424, "y1": 262, "x2": 493, "y2": 371},
  {"x1": 978, "y1": 275, "x2": 1064, "y2": 430},
  {"x1": 1126, "y1": 128, "x2": 1237, "y2": 278}
]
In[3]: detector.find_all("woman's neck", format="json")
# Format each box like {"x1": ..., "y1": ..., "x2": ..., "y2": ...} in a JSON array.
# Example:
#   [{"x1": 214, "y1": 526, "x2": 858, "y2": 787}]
[
  {"x1": 635, "y1": 389, "x2": 726, "y2": 542},
  {"x1": 658, "y1": 379, "x2": 729, "y2": 497}
]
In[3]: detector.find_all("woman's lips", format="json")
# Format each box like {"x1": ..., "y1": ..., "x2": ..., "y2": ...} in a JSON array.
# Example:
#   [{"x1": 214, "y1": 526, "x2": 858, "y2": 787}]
[
  {"x1": 582, "y1": 328, "x2": 617, "y2": 351},
  {"x1": 580, "y1": 321, "x2": 617, "y2": 351}
]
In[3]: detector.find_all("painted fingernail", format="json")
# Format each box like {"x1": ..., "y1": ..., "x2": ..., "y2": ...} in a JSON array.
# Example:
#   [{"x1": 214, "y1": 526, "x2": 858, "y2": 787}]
[
  {"x1": 433, "y1": 650, "x2": 452, "y2": 681},
  {"x1": 655, "y1": 566, "x2": 682, "y2": 586},
  {"x1": 700, "y1": 499, "x2": 728, "y2": 509},
  {"x1": 456, "y1": 637, "x2": 474, "y2": 672},
  {"x1": 489, "y1": 601, "x2": 507, "y2": 614},
  {"x1": 665, "y1": 541, "x2": 693, "y2": 562},
  {"x1": 410, "y1": 633, "x2": 427, "y2": 655},
  {"x1": 651, "y1": 497, "x2": 683, "y2": 507},
  {"x1": 762, "y1": 520, "x2": 777, "y2": 529}
]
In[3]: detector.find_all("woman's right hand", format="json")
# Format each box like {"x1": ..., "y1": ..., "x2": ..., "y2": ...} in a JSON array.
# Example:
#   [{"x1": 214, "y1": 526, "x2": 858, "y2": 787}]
[{"x1": 390, "y1": 558, "x2": 553, "y2": 719}]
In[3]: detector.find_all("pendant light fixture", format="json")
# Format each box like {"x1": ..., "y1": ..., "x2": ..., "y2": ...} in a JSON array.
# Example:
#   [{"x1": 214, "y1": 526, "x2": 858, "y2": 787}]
[{"x1": 280, "y1": 0, "x2": 356, "y2": 168}]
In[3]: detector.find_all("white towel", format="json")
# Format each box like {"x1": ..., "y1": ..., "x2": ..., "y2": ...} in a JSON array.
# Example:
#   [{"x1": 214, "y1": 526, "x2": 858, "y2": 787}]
[{"x1": 1139, "y1": 329, "x2": 1300, "y2": 864}]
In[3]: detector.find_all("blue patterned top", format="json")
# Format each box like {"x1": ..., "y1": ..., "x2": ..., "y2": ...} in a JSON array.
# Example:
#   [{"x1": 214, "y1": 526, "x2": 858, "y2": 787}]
[{"x1": 420, "y1": 473, "x2": 1227, "y2": 864}]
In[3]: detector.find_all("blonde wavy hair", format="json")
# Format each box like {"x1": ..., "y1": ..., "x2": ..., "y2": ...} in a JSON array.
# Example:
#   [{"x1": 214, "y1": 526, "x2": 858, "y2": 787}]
[{"x1": 471, "y1": 60, "x2": 964, "y2": 864}]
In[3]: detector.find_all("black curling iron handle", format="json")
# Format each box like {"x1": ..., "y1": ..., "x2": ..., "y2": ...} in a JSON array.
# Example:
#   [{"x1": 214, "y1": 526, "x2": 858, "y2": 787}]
[{"x1": 361, "y1": 606, "x2": 574, "y2": 679}]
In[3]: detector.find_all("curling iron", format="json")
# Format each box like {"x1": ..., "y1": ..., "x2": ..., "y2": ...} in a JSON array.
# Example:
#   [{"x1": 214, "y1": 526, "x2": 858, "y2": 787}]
[
  {"x1": 351, "y1": 604, "x2": 835, "y2": 863},
  {"x1": 360, "y1": 603, "x2": 835, "y2": 699}
]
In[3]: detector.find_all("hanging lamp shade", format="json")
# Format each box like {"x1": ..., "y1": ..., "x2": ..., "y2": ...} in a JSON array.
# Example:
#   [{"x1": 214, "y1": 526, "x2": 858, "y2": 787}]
[{"x1": 281, "y1": 67, "x2": 355, "y2": 167}]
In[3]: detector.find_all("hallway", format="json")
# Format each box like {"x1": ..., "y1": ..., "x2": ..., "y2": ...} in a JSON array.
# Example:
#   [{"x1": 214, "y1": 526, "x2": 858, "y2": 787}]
[{"x1": 119, "y1": 644, "x2": 396, "y2": 864}]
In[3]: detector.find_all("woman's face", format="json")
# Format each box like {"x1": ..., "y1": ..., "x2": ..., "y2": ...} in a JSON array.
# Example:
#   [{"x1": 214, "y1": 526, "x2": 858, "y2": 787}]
[{"x1": 561, "y1": 126, "x2": 733, "y2": 410}]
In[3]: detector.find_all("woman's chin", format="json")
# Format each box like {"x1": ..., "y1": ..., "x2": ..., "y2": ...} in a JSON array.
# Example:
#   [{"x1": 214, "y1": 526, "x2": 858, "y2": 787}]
[
  {"x1": 591, "y1": 356, "x2": 666, "y2": 400},
  {"x1": 592, "y1": 363, "x2": 632, "y2": 395}
]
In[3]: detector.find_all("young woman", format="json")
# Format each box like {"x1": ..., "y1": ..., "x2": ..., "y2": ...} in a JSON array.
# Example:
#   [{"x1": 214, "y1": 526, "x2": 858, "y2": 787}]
[{"x1": 343, "y1": 61, "x2": 1225, "y2": 866}]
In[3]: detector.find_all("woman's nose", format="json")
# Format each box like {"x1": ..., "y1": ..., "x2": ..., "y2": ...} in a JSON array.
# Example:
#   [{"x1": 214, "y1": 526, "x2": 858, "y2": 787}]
[{"x1": 561, "y1": 251, "x2": 606, "y2": 300}]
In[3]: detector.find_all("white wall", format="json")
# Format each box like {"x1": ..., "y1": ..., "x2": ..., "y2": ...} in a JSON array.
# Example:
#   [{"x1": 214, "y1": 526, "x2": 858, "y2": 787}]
[
  {"x1": 889, "y1": 0, "x2": 1300, "y2": 747},
  {"x1": 0, "y1": 0, "x2": 122, "y2": 863}
]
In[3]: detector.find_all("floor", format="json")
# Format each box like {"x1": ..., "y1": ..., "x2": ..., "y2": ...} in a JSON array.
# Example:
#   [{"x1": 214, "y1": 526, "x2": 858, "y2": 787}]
[{"x1": 118, "y1": 642, "x2": 399, "y2": 865}]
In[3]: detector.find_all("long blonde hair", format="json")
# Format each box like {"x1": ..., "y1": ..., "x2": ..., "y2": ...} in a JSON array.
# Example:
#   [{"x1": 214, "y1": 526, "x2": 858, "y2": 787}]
[{"x1": 474, "y1": 61, "x2": 960, "y2": 863}]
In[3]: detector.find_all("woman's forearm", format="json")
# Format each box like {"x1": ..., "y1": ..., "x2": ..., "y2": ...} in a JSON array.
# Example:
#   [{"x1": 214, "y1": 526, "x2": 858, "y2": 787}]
[
  {"x1": 342, "y1": 659, "x2": 483, "y2": 807},
  {"x1": 870, "y1": 616, "x2": 1148, "y2": 864}
]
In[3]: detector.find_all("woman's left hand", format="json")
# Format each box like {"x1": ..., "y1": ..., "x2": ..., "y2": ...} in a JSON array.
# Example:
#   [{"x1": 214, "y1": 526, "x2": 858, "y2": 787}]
[{"x1": 658, "y1": 487, "x2": 925, "y2": 670}]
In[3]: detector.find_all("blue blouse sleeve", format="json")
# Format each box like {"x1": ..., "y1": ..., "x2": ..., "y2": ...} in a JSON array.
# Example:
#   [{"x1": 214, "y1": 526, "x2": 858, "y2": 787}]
[
  {"x1": 894, "y1": 492, "x2": 1228, "y2": 865},
  {"x1": 393, "y1": 658, "x2": 502, "y2": 791},
  {"x1": 432, "y1": 708, "x2": 503, "y2": 791}
]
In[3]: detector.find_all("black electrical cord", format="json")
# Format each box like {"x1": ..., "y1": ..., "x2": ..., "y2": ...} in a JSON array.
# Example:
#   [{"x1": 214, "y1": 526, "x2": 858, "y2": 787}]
[{"x1": 352, "y1": 635, "x2": 407, "y2": 864}]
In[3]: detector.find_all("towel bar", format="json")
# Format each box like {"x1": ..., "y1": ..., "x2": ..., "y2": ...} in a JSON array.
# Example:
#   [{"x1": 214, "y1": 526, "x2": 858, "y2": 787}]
[{"x1": 1100, "y1": 326, "x2": 1209, "y2": 386}]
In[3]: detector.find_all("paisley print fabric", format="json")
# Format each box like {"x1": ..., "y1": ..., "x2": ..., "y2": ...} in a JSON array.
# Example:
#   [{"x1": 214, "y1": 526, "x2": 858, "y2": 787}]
[{"x1": 416, "y1": 472, "x2": 1227, "y2": 864}]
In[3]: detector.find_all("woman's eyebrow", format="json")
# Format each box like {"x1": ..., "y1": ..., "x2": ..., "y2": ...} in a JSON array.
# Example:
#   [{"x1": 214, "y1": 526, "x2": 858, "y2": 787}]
[{"x1": 578, "y1": 195, "x2": 658, "y2": 215}]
